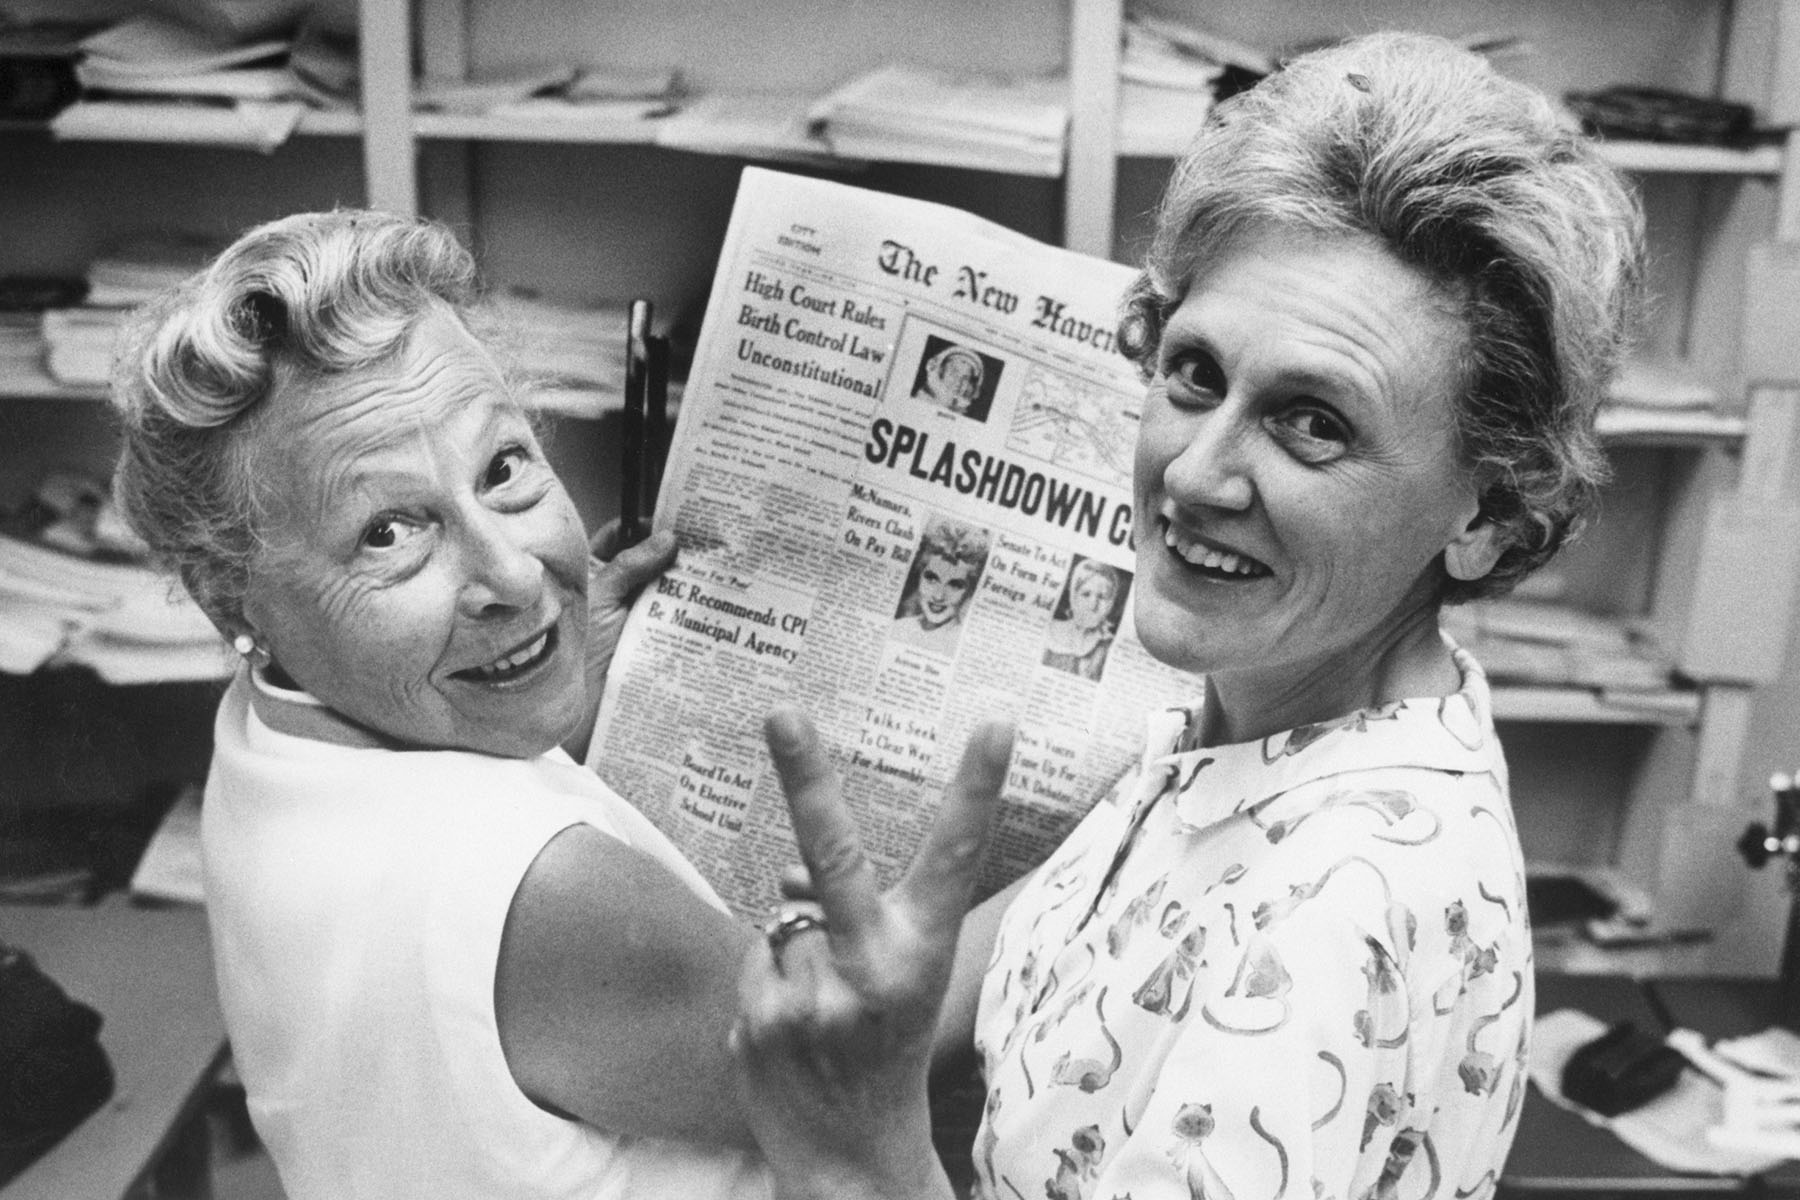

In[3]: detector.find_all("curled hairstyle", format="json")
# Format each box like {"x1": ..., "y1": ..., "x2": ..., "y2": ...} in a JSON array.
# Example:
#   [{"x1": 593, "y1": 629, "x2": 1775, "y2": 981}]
[
  {"x1": 918, "y1": 518, "x2": 990, "y2": 575},
  {"x1": 111, "y1": 210, "x2": 481, "y2": 628},
  {"x1": 1119, "y1": 32, "x2": 1644, "y2": 602}
]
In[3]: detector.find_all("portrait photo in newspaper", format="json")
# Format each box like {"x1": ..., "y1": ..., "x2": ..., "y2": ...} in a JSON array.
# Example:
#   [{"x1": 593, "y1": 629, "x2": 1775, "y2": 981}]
[
  {"x1": 1041, "y1": 554, "x2": 1130, "y2": 681},
  {"x1": 907, "y1": 333, "x2": 1004, "y2": 421},
  {"x1": 889, "y1": 514, "x2": 992, "y2": 656}
]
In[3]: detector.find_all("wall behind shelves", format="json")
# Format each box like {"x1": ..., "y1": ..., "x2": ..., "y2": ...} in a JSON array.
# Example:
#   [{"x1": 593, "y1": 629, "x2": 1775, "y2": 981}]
[
  {"x1": 0, "y1": 134, "x2": 366, "y2": 277},
  {"x1": 459, "y1": 0, "x2": 1068, "y2": 93}
]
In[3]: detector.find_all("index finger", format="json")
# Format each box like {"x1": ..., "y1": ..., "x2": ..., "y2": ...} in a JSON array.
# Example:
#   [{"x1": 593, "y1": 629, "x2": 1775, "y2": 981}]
[
  {"x1": 894, "y1": 719, "x2": 1013, "y2": 935},
  {"x1": 763, "y1": 706, "x2": 884, "y2": 941}
]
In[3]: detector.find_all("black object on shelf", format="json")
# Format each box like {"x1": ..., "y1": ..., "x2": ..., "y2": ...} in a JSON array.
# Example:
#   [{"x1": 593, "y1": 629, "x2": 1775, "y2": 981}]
[
  {"x1": 1565, "y1": 86, "x2": 1756, "y2": 147},
  {"x1": 0, "y1": 24, "x2": 85, "y2": 121},
  {"x1": 0, "y1": 940, "x2": 115, "y2": 1187},
  {"x1": 1561, "y1": 1019, "x2": 1686, "y2": 1118},
  {"x1": 1528, "y1": 874, "x2": 1620, "y2": 925}
]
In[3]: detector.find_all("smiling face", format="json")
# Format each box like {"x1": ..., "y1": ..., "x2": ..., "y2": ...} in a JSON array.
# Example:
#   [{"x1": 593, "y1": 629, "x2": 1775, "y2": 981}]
[
  {"x1": 915, "y1": 552, "x2": 977, "y2": 628},
  {"x1": 239, "y1": 309, "x2": 591, "y2": 759},
  {"x1": 1133, "y1": 226, "x2": 1493, "y2": 726}
]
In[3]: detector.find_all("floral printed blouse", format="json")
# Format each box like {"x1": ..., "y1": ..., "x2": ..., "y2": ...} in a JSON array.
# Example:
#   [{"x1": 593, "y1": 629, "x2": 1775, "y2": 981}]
[{"x1": 971, "y1": 647, "x2": 1530, "y2": 1200}]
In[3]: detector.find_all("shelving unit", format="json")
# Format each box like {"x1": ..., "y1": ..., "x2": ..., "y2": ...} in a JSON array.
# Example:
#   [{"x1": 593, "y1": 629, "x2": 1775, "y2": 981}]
[{"x1": 4, "y1": 0, "x2": 1800, "y2": 973}]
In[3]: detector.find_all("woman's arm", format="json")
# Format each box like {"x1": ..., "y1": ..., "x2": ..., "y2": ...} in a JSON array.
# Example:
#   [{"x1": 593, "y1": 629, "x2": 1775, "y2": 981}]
[{"x1": 495, "y1": 825, "x2": 759, "y2": 1147}]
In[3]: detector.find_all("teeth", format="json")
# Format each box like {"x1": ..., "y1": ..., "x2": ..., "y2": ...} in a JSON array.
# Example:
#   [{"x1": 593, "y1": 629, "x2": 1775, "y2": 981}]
[
  {"x1": 1162, "y1": 523, "x2": 1264, "y2": 577},
  {"x1": 473, "y1": 631, "x2": 549, "y2": 678}
]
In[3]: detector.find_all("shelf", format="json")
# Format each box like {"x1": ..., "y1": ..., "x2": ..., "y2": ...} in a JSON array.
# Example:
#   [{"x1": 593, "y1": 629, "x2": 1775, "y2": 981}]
[
  {"x1": 294, "y1": 109, "x2": 362, "y2": 137},
  {"x1": 0, "y1": 372, "x2": 107, "y2": 403},
  {"x1": 1118, "y1": 119, "x2": 1785, "y2": 178},
  {"x1": 413, "y1": 109, "x2": 660, "y2": 145},
  {"x1": 1, "y1": 109, "x2": 363, "y2": 140},
  {"x1": 1490, "y1": 684, "x2": 1701, "y2": 726},
  {"x1": 1596, "y1": 406, "x2": 1747, "y2": 445},
  {"x1": 1594, "y1": 139, "x2": 1783, "y2": 176}
]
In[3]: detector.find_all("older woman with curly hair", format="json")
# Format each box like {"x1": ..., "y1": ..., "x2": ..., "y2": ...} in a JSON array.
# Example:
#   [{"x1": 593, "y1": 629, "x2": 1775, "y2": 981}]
[
  {"x1": 729, "y1": 30, "x2": 1643, "y2": 1200},
  {"x1": 110, "y1": 210, "x2": 791, "y2": 1199}
]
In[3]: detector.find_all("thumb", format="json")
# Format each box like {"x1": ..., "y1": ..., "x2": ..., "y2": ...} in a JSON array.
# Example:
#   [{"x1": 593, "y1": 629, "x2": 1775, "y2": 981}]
[{"x1": 591, "y1": 528, "x2": 677, "y2": 605}]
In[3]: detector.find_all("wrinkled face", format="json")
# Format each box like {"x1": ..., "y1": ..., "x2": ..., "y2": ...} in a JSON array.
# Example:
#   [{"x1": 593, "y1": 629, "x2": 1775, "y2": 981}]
[
  {"x1": 1069, "y1": 572, "x2": 1116, "y2": 631},
  {"x1": 1132, "y1": 226, "x2": 1482, "y2": 686},
  {"x1": 241, "y1": 309, "x2": 591, "y2": 758},
  {"x1": 916, "y1": 552, "x2": 977, "y2": 628},
  {"x1": 932, "y1": 354, "x2": 982, "y2": 413}
]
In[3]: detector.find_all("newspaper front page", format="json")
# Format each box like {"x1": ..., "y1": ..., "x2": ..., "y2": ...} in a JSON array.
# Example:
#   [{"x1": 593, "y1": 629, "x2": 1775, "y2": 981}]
[{"x1": 587, "y1": 167, "x2": 1200, "y2": 920}]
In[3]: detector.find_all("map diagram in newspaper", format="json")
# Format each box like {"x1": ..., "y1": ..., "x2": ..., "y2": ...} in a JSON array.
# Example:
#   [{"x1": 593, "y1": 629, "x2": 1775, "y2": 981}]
[{"x1": 1004, "y1": 364, "x2": 1140, "y2": 486}]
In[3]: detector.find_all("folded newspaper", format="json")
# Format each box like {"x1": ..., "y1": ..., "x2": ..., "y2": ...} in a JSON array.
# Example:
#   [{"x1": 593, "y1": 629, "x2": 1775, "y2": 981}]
[{"x1": 586, "y1": 168, "x2": 1201, "y2": 920}]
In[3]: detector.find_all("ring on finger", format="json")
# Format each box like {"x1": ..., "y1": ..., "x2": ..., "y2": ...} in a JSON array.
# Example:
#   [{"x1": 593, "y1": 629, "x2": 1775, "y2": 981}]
[{"x1": 763, "y1": 908, "x2": 828, "y2": 956}]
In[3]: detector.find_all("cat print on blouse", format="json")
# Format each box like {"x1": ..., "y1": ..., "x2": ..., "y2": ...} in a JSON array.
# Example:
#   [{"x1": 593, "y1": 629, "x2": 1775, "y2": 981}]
[{"x1": 971, "y1": 648, "x2": 1530, "y2": 1200}]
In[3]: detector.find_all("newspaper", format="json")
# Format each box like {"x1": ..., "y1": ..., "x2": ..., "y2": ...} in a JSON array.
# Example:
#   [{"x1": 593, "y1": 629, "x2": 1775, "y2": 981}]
[{"x1": 587, "y1": 167, "x2": 1201, "y2": 920}]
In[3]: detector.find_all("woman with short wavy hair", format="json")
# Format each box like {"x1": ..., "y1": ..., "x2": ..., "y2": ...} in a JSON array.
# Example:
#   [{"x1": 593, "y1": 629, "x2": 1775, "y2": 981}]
[
  {"x1": 112, "y1": 209, "x2": 777, "y2": 1199},
  {"x1": 728, "y1": 32, "x2": 1645, "y2": 1200}
]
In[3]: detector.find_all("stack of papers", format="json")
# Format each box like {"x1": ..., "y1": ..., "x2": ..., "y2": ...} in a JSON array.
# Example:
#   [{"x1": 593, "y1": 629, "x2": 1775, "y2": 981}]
[
  {"x1": 40, "y1": 306, "x2": 123, "y2": 388},
  {"x1": 0, "y1": 311, "x2": 55, "y2": 392},
  {"x1": 41, "y1": 235, "x2": 213, "y2": 387},
  {"x1": 809, "y1": 64, "x2": 1069, "y2": 176},
  {"x1": 0, "y1": 531, "x2": 227, "y2": 683},
  {"x1": 1117, "y1": 12, "x2": 1241, "y2": 153},
  {"x1": 1441, "y1": 599, "x2": 1677, "y2": 695},
  {"x1": 424, "y1": 65, "x2": 680, "y2": 124},
  {"x1": 55, "y1": 9, "x2": 312, "y2": 150},
  {"x1": 652, "y1": 92, "x2": 838, "y2": 164},
  {"x1": 491, "y1": 291, "x2": 636, "y2": 417}
]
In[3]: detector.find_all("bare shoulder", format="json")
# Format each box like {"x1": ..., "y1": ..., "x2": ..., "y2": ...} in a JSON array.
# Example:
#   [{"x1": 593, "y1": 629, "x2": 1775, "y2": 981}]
[{"x1": 496, "y1": 822, "x2": 757, "y2": 1145}]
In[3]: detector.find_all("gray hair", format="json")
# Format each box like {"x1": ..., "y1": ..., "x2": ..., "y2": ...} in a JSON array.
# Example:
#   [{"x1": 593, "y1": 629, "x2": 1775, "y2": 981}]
[
  {"x1": 1119, "y1": 31, "x2": 1644, "y2": 602},
  {"x1": 110, "y1": 210, "x2": 481, "y2": 628}
]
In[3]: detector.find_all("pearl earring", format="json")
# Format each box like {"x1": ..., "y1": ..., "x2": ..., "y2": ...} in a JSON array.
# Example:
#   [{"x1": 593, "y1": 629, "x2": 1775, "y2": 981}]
[{"x1": 233, "y1": 634, "x2": 256, "y2": 657}]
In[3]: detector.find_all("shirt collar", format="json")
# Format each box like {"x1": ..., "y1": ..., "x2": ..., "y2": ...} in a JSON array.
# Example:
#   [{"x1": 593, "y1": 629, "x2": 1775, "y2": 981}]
[
  {"x1": 246, "y1": 663, "x2": 401, "y2": 751},
  {"x1": 1142, "y1": 644, "x2": 1499, "y2": 833}
]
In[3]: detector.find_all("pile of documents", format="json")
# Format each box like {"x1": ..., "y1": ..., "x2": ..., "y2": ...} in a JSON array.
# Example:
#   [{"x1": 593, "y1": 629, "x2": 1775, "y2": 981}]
[
  {"x1": 41, "y1": 235, "x2": 214, "y2": 389},
  {"x1": 809, "y1": 64, "x2": 1069, "y2": 176},
  {"x1": 1118, "y1": 11, "x2": 1266, "y2": 151},
  {"x1": 51, "y1": 3, "x2": 348, "y2": 151},
  {"x1": 491, "y1": 290, "x2": 640, "y2": 418},
  {"x1": 0, "y1": 472, "x2": 226, "y2": 683},
  {"x1": 1441, "y1": 598, "x2": 1679, "y2": 697}
]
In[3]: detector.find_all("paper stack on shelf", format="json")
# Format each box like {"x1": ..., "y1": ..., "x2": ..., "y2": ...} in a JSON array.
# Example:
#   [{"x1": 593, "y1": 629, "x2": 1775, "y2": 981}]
[
  {"x1": 492, "y1": 290, "x2": 635, "y2": 418},
  {"x1": 416, "y1": 64, "x2": 578, "y2": 115},
  {"x1": 1607, "y1": 358, "x2": 1718, "y2": 410},
  {"x1": 1119, "y1": 15, "x2": 1224, "y2": 154},
  {"x1": 1442, "y1": 598, "x2": 1681, "y2": 702},
  {"x1": 808, "y1": 64, "x2": 1068, "y2": 176},
  {"x1": 653, "y1": 92, "x2": 839, "y2": 164},
  {"x1": 428, "y1": 64, "x2": 679, "y2": 127},
  {"x1": 0, "y1": 311, "x2": 54, "y2": 392},
  {"x1": 0, "y1": 276, "x2": 88, "y2": 395},
  {"x1": 0, "y1": 471, "x2": 226, "y2": 682},
  {"x1": 54, "y1": 9, "x2": 310, "y2": 149},
  {"x1": 40, "y1": 235, "x2": 213, "y2": 388}
]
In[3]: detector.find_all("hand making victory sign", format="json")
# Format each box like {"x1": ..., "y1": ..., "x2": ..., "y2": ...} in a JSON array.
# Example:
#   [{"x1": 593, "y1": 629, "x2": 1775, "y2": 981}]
[{"x1": 731, "y1": 707, "x2": 1014, "y2": 1200}]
